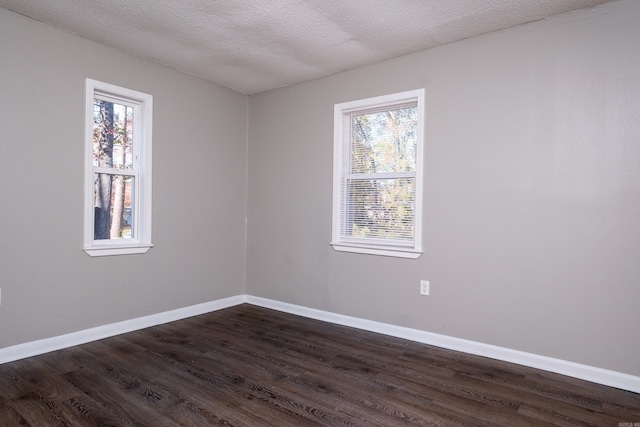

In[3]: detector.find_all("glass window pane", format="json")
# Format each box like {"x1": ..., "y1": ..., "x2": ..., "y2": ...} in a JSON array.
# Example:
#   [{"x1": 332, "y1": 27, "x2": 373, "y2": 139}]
[
  {"x1": 93, "y1": 173, "x2": 135, "y2": 240},
  {"x1": 93, "y1": 99, "x2": 134, "y2": 170},
  {"x1": 350, "y1": 107, "x2": 417, "y2": 174},
  {"x1": 342, "y1": 178, "x2": 415, "y2": 241}
]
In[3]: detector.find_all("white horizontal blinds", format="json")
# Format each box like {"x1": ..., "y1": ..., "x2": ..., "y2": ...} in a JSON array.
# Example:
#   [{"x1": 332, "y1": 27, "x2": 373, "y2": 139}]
[{"x1": 340, "y1": 100, "x2": 418, "y2": 246}]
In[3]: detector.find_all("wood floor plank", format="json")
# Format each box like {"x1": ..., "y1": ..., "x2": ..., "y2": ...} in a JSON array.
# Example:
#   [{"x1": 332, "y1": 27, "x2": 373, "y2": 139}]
[
  {"x1": 1, "y1": 304, "x2": 638, "y2": 426},
  {"x1": 191, "y1": 327, "x2": 444, "y2": 425},
  {"x1": 125, "y1": 342, "x2": 316, "y2": 426},
  {"x1": 197, "y1": 346, "x2": 407, "y2": 427},
  {"x1": 0, "y1": 398, "x2": 31, "y2": 426}
]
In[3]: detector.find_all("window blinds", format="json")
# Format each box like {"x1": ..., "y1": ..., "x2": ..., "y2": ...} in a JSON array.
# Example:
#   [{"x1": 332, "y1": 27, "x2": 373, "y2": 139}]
[{"x1": 339, "y1": 102, "x2": 418, "y2": 246}]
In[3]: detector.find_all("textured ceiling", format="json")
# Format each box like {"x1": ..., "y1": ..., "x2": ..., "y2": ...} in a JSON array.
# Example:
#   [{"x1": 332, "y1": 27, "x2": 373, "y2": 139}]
[{"x1": 0, "y1": 0, "x2": 616, "y2": 94}]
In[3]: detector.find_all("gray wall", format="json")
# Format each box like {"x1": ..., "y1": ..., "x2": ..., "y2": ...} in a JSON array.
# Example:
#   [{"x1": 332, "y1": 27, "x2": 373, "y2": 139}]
[
  {"x1": 0, "y1": 9, "x2": 248, "y2": 347},
  {"x1": 247, "y1": 0, "x2": 640, "y2": 376}
]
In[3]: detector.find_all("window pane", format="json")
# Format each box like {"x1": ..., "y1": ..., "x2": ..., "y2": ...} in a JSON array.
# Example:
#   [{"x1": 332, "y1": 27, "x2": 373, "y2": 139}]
[
  {"x1": 93, "y1": 173, "x2": 134, "y2": 240},
  {"x1": 342, "y1": 177, "x2": 415, "y2": 241},
  {"x1": 350, "y1": 107, "x2": 417, "y2": 174},
  {"x1": 93, "y1": 99, "x2": 134, "y2": 170}
]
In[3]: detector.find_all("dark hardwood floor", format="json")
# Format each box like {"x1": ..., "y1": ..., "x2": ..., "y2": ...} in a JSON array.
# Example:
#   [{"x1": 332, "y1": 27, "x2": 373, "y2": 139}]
[{"x1": 0, "y1": 304, "x2": 638, "y2": 426}]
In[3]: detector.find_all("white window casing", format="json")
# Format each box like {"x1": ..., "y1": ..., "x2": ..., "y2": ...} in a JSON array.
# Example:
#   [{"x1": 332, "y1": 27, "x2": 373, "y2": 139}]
[
  {"x1": 331, "y1": 89, "x2": 424, "y2": 259},
  {"x1": 84, "y1": 79, "x2": 153, "y2": 256}
]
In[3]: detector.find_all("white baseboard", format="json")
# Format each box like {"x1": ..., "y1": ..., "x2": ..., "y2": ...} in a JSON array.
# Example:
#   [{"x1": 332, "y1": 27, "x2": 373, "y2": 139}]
[
  {"x1": 0, "y1": 295, "x2": 247, "y2": 364},
  {"x1": 1, "y1": 294, "x2": 638, "y2": 394},
  {"x1": 247, "y1": 295, "x2": 640, "y2": 394}
]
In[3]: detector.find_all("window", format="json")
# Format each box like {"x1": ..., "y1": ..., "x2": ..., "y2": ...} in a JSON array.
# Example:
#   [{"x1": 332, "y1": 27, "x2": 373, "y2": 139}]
[
  {"x1": 331, "y1": 89, "x2": 424, "y2": 258},
  {"x1": 84, "y1": 79, "x2": 153, "y2": 256}
]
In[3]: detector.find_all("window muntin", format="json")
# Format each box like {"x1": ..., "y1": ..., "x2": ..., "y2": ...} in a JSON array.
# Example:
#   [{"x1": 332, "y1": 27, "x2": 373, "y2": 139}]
[
  {"x1": 332, "y1": 90, "x2": 424, "y2": 258},
  {"x1": 84, "y1": 79, "x2": 152, "y2": 256}
]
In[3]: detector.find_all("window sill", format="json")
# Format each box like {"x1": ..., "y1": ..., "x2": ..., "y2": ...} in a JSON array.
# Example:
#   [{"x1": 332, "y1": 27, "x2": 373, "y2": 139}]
[
  {"x1": 330, "y1": 242, "x2": 423, "y2": 259},
  {"x1": 84, "y1": 243, "x2": 153, "y2": 257}
]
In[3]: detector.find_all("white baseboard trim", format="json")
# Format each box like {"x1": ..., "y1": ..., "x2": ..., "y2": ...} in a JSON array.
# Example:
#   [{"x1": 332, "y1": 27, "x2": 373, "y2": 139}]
[
  {"x1": 1, "y1": 294, "x2": 638, "y2": 394},
  {"x1": 246, "y1": 296, "x2": 640, "y2": 394},
  {"x1": 0, "y1": 295, "x2": 247, "y2": 364}
]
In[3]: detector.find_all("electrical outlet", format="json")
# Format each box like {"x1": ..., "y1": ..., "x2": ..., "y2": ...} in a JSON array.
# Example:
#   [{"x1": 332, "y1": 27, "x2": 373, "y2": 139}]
[
  {"x1": 420, "y1": 280, "x2": 429, "y2": 296},
  {"x1": 0, "y1": 288, "x2": 2, "y2": 305}
]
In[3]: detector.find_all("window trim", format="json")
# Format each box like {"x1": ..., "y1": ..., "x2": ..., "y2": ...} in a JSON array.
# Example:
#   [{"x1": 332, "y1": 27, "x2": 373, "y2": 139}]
[
  {"x1": 331, "y1": 89, "x2": 424, "y2": 259},
  {"x1": 83, "y1": 78, "x2": 153, "y2": 257}
]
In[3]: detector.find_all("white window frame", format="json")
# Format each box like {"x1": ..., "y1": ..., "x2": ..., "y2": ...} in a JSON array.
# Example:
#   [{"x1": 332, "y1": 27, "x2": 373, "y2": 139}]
[
  {"x1": 331, "y1": 89, "x2": 424, "y2": 259},
  {"x1": 83, "y1": 78, "x2": 153, "y2": 257}
]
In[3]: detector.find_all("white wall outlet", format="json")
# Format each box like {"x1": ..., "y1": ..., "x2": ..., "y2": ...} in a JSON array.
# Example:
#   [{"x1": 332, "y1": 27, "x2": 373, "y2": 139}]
[
  {"x1": 420, "y1": 280, "x2": 430, "y2": 296},
  {"x1": 0, "y1": 288, "x2": 2, "y2": 305}
]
